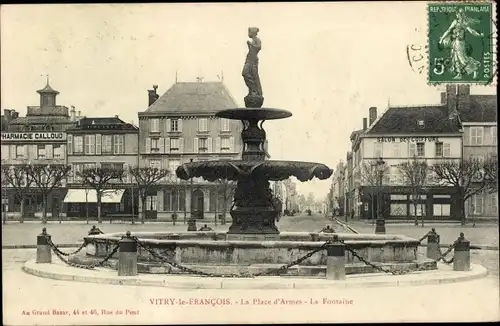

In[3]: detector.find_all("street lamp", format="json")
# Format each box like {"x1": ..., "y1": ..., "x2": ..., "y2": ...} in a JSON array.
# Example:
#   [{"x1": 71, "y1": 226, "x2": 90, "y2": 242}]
[{"x1": 374, "y1": 157, "x2": 387, "y2": 234}]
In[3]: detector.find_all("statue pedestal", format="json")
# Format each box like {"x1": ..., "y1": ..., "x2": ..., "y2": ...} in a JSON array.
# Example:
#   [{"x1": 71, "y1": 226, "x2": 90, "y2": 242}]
[
  {"x1": 226, "y1": 233, "x2": 280, "y2": 241},
  {"x1": 244, "y1": 94, "x2": 264, "y2": 108}
]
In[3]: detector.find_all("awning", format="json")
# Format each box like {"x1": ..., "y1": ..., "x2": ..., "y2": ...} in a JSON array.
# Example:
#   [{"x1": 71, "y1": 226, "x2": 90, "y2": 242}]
[{"x1": 63, "y1": 189, "x2": 125, "y2": 204}]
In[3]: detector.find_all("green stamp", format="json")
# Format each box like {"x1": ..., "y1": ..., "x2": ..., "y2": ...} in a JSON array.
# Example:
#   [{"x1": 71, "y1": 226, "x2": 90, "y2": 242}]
[{"x1": 428, "y1": 2, "x2": 494, "y2": 85}]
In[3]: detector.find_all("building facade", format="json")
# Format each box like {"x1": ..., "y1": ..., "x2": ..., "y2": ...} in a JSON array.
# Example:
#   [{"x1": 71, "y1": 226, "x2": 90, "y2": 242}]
[
  {"x1": 452, "y1": 85, "x2": 498, "y2": 219},
  {"x1": 331, "y1": 160, "x2": 346, "y2": 215},
  {"x1": 353, "y1": 99, "x2": 464, "y2": 221},
  {"x1": 137, "y1": 81, "x2": 243, "y2": 221},
  {"x1": 1, "y1": 82, "x2": 74, "y2": 219},
  {"x1": 64, "y1": 116, "x2": 139, "y2": 218}
]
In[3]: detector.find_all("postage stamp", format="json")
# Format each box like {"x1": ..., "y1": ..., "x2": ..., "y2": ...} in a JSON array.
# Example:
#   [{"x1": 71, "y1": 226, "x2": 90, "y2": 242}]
[{"x1": 428, "y1": 2, "x2": 494, "y2": 85}]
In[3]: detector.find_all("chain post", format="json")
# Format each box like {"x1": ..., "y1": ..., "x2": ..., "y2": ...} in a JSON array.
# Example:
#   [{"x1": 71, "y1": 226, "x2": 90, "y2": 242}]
[
  {"x1": 118, "y1": 231, "x2": 138, "y2": 276},
  {"x1": 426, "y1": 228, "x2": 441, "y2": 260},
  {"x1": 453, "y1": 232, "x2": 470, "y2": 272},
  {"x1": 37, "y1": 227, "x2": 52, "y2": 264},
  {"x1": 325, "y1": 235, "x2": 346, "y2": 280}
]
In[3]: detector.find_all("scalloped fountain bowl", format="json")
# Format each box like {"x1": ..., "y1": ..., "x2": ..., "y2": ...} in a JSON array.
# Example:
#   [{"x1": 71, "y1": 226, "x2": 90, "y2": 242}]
[{"x1": 82, "y1": 231, "x2": 437, "y2": 276}]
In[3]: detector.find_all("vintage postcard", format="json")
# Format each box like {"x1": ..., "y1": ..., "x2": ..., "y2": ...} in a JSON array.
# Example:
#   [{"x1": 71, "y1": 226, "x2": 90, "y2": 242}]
[{"x1": 1, "y1": 2, "x2": 498, "y2": 325}]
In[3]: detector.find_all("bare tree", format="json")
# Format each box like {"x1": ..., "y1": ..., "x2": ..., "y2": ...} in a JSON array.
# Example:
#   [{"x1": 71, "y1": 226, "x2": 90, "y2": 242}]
[
  {"x1": 430, "y1": 157, "x2": 491, "y2": 226},
  {"x1": 129, "y1": 167, "x2": 169, "y2": 224},
  {"x1": 483, "y1": 155, "x2": 498, "y2": 193},
  {"x1": 27, "y1": 164, "x2": 72, "y2": 224},
  {"x1": 215, "y1": 179, "x2": 236, "y2": 225},
  {"x1": 1, "y1": 165, "x2": 34, "y2": 223},
  {"x1": 398, "y1": 157, "x2": 428, "y2": 226},
  {"x1": 360, "y1": 160, "x2": 389, "y2": 224},
  {"x1": 76, "y1": 167, "x2": 125, "y2": 224}
]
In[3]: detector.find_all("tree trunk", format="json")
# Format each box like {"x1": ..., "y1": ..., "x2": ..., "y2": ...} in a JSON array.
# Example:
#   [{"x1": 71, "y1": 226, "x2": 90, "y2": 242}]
[
  {"x1": 20, "y1": 197, "x2": 25, "y2": 223},
  {"x1": 42, "y1": 195, "x2": 48, "y2": 224},
  {"x1": 141, "y1": 196, "x2": 147, "y2": 224},
  {"x1": 131, "y1": 187, "x2": 135, "y2": 225},
  {"x1": 97, "y1": 194, "x2": 102, "y2": 224},
  {"x1": 371, "y1": 194, "x2": 375, "y2": 225},
  {"x1": 460, "y1": 200, "x2": 466, "y2": 226},
  {"x1": 413, "y1": 201, "x2": 418, "y2": 226}
]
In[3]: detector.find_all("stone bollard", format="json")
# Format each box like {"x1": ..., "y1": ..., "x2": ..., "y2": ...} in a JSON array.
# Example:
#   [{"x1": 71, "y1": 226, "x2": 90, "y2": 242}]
[
  {"x1": 118, "y1": 231, "x2": 138, "y2": 276},
  {"x1": 325, "y1": 235, "x2": 346, "y2": 280},
  {"x1": 187, "y1": 219, "x2": 197, "y2": 231},
  {"x1": 453, "y1": 232, "x2": 470, "y2": 272},
  {"x1": 36, "y1": 228, "x2": 52, "y2": 264},
  {"x1": 426, "y1": 228, "x2": 441, "y2": 260}
]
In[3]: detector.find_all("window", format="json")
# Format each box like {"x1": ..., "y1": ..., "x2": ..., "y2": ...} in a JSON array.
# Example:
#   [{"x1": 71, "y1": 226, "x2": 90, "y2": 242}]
[
  {"x1": 198, "y1": 138, "x2": 208, "y2": 153},
  {"x1": 84, "y1": 135, "x2": 95, "y2": 155},
  {"x1": 146, "y1": 195, "x2": 157, "y2": 211},
  {"x1": 74, "y1": 136, "x2": 84, "y2": 153},
  {"x1": 491, "y1": 126, "x2": 497, "y2": 145},
  {"x1": 151, "y1": 138, "x2": 159, "y2": 151},
  {"x1": 390, "y1": 194, "x2": 407, "y2": 200},
  {"x1": 198, "y1": 118, "x2": 208, "y2": 132},
  {"x1": 409, "y1": 143, "x2": 416, "y2": 156},
  {"x1": 416, "y1": 142, "x2": 425, "y2": 157},
  {"x1": 37, "y1": 145, "x2": 46, "y2": 158},
  {"x1": 221, "y1": 137, "x2": 231, "y2": 152},
  {"x1": 168, "y1": 159, "x2": 181, "y2": 174},
  {"x1": 102, "y1": 135, "x2": 113, "y2": 153},
  {"x1": 163, "y1": 190, "x2": 185, "y2": 211},
  {"x1": 490, "y1": 193, "x2": 498, "y2": 215},
  {"x1": 417, "y1": 120, "x2": 425, "y2": 128},
  {"x1": 150, "y1": 119, "x2": 159, "y2": 132},
  {"x1": 113, "y1": 135, "x2": 124, "y2": 154},
  {"x1": 390, "y1": 203, "x2": 407, "y2": 216},
  {"x1": 443, "y1": 143, "x2": 451, "y2": 157},
  {"x1": 171, "y1": 119, "x2": 179, "y2": 132},
  {"x1": 435, "y1": 142, "x2": 443, "y2": 157},
  {"x1": 470, "y1": 127, "x2": 483, "y2": 145},
  {"x1": 221, "y1": 118, "x2": 231, "y2": 132},
  {"x1": 16, "y1": 145, "x2": 26, "y2": 159},
  {"x1": 434, "y1": 194, "x2": 450, "y2": 199},
  {"x1": 392, "y1": 143, "x2": 401, "y2": 157},
  {"x1": 149, "y1": 159, "x2": 161, "y2": 169},
  {"x1": 9, "y1": 145, "x2": 16, "y2": 159},
  {"x1": 433, "y1": 204, "x2": 451, "y2": 216},
  {"x1": 374, "y1": 143, "x2": 383, "y2": 158},
  {"x1": 170, "y1": 138, "x2": 179, "y2": 151},
  {"x1": 472, "y1": 195, "x2": 484, "y2": 215}
]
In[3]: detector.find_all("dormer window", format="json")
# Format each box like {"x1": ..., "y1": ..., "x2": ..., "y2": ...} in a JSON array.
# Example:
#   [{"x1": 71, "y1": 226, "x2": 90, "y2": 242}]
[{"x1": 417, "y1": 120, "x2": 425, "y2": 128}]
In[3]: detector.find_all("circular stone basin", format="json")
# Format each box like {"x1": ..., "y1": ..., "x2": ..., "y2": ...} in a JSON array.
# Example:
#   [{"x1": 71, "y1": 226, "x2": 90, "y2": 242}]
[
  {"x1": 216, "y1": 108, "x2": 292, "y2": 120},
  {"x1": 83, "y1": 232, "x2": 437, "y2": 277},
  {"x1": 176, "y1": 160, "x2": 333, "y2": 182}
]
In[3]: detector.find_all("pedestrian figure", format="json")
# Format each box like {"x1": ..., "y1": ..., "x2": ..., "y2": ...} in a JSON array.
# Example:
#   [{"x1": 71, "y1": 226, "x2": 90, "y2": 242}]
[
  {"x1": 199, "y1": 224, "x2": 213, "y2": 231},
  {"x1": 319, "y1": 225, "x2": 335, "y2": 233}
]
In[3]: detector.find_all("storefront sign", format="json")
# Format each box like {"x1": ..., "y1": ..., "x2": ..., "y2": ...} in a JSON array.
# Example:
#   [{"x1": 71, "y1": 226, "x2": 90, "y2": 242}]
[
  {"x1": 1, "y1": 132, "x2": 66, "y2": 142},
  {"x1": 376, "y1": 136, "x2": 439, "y2": 143}
]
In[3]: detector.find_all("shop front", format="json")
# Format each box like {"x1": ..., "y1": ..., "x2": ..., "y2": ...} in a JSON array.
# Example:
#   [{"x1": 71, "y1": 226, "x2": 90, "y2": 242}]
[{"x1": 359, "y1": 186, "x2": 461, "y2": 221}]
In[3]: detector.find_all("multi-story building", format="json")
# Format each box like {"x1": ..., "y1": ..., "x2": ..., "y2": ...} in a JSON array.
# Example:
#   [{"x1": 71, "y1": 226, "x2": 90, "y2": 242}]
[
  {"x1": 345, "y1": 151, "x2": 354, "y2": 217},
  {"x1": 63, "y1": 116, "x2": 139, "y2": 218},
  {"x1": 282, "y1": 178, "x2": 298, "y2": 213},
  {"x1": 331, "y1": 160, "x2": 346, "y2": 215},
  {"x1": 137, "y1": 81, "x2": 243, "y2": 221},
  {"x1": 0, "y1": 81, "x2": 74, "y2": 219},
  {"x1": 352, "y1": 97, "x2": 463, "y2": 221},
  {"x1": 452, "y1": 85, "x2": 497, "y2": 219}
]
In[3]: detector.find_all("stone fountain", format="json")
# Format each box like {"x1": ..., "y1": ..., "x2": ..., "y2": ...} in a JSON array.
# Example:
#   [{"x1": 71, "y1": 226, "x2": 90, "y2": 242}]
[{"x1": 82, "y1": 28, "x2": 436, "y2": 276}]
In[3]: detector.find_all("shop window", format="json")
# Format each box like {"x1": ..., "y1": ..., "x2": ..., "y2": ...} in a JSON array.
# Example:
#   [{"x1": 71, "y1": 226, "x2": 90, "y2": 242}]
[
  {"x1": 390, "y1": 194, "x2": 407, "y2": 200},
  {"x1": 390, "y1": 203, "x2": 407, "y2": 216},
  {"x1": 433, "y1": 204, "x2": 451, "y2": 216}
]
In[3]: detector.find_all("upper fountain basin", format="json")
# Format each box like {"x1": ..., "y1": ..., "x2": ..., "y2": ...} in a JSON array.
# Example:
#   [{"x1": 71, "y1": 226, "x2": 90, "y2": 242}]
[
  {"x1": 216, "y1": 108, "x2": 292, "y2": 120},
  {"x1": 176, "y1": 160, "x2": 333, "y2": 182}
]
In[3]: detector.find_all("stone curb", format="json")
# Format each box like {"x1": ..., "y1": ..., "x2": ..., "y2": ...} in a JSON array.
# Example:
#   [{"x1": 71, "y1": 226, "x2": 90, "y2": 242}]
[
  {"x1": 2, "y1": 244, "x2": 80, "y2": 250},
  {"x1": 22, "y1": 260, "x2": 488, "y2": 290},
  {"x1": 418, "y1": 244, "x2": 499, "y2": 251}
]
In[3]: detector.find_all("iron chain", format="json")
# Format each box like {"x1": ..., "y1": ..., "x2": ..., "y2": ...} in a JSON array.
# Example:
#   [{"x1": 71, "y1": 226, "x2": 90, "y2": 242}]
[
  {"x1": 46, "y1": 235, "x2": 119, "y2": 270},
  {"x1": 49, "y1": 240, "x2": 88, "y2": 257}
]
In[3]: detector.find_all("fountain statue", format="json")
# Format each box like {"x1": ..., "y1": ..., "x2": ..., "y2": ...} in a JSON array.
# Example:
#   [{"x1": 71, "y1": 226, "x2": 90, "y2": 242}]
[{"x1": 176, "y1": 27, "x2": 332, "y2": 239}]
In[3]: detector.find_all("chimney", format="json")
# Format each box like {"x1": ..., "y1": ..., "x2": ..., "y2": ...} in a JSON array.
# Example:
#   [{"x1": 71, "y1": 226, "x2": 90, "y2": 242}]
[
  {"x1": 362, "y1": 118, "x2": 367, "y2": 131},
  {"x1": 115, "y1": 115, "x2": 119, "y2": 118},
  {"x1": 440, "y1": 92, "x2": 447, "y2": 104},
  {"x1": 4, "y1": 109, "x2": 11, "y2": 120},
  {"x1": 446, "y1": 85, "x2": 457, "y2": 115},
  {"x1": 369, "y1": 107, "x2": 377, "y2": 126},
  {"x1": 77, "y1": 111, "x2": 81, "y2": 119},
  {"x1": 148, "y1": 85, "x2": 159, "y2": 106},
  {"x1": 70, "y1": 106, "x2": 76, "y2": 122},
  {"x1": 457, "y1": 85, "x2": 471, "y2": 113},
  {"x1": 11, "y1": 111, "x2": 19, "y2": 119}
]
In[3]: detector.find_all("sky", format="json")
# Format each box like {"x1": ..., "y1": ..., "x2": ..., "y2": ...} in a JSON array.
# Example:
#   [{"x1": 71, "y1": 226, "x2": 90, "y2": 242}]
[{"x1": 1, "y1": 3, "x2": 496, "y2": 201}]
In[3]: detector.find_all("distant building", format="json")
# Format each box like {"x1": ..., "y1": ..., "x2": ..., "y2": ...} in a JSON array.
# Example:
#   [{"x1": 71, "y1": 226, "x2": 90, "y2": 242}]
[
  {"x1": 64, "y1": 116, "x2": 139, "y2": 218},
  {"x1": 137, "y1": 81, "x2": 243, "y2": 221},
  {"x1": 331, "y1": 161, "x2": 346, "y2": 215},
  {"x1": 0, "y1": 81, "x2": 75, "y2": 219},
  {"x1": 352, "y1": 98, "x2": 463, "y2": 221},
  {"x1": 451, "y1": 85, "x2": 497, "y2": 219}
]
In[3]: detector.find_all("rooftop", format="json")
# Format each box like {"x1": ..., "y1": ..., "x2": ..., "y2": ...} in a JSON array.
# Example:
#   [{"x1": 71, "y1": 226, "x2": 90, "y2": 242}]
[
  {"x1": 460, "y1": 95, "x2": 497, "y2": 123},
  {"x1": 366, "y1": 105, "x2": 461, "y2": 135},
  {"x1": 67, "y1": 117, "x2": 138, "y2": 131},
  {"x1": 37, "y1": 80, "x2": 59, "y2": 95},
  {"x1": 141, "y1": 82, "x2": 239, "y2": 115}
]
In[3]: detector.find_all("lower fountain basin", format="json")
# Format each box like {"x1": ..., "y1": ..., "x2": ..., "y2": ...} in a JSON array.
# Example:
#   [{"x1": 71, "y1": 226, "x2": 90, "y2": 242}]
[{"x1": 84, "y1": 232, "x2": 435, "y2": 275}]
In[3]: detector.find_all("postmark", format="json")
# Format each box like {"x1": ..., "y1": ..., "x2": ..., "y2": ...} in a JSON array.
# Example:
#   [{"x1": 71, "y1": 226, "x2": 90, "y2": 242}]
[{"x1": 428, "y1": 2, "x2": 494, "y2": 85}]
